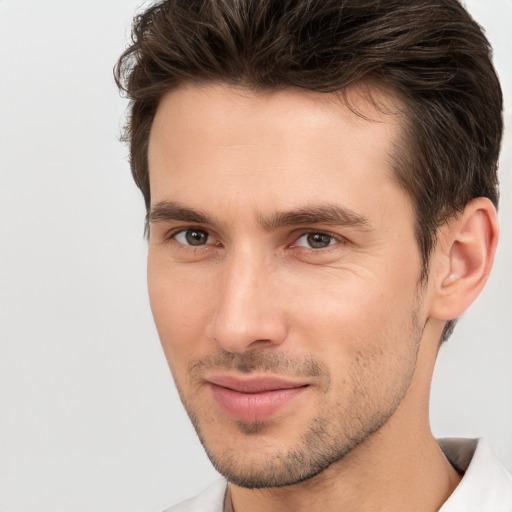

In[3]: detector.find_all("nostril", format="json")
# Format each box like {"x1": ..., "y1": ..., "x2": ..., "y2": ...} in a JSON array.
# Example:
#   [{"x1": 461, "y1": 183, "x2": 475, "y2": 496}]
[{"x1": 212, "y1": 337, "x2": 272, "y2": 349}]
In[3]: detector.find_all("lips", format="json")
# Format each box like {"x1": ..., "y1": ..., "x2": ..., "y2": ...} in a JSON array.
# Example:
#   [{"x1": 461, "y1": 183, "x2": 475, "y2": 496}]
[{"x1": 206, "y1": 374, "x2": 309, "y2": 422}]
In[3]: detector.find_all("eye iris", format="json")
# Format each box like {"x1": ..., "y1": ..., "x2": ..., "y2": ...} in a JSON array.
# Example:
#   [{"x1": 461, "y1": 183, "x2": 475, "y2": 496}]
[
  {"x1": 185, "y1": 229, "x2": 208, "y2": 246},
  {"x1": 307, "y1": 233, "x2": 332, "y2": 249}
]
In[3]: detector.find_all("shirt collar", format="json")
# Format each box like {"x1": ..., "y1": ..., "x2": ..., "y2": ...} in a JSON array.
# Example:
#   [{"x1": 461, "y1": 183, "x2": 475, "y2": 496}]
[{"x1": 439, "y1": 438, "x2": 512, "y2": 511}]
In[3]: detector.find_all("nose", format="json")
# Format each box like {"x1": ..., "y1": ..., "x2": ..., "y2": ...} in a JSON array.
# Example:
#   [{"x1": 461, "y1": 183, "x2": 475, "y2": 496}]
[{"x1": 206, "y1": 248, "x2": 288, "y2": 353}]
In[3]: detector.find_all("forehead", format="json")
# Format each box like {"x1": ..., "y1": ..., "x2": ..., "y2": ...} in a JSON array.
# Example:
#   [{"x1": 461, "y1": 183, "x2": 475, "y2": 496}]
[
  {"x1": 147, "y1": 82, "x2": 408, "y2": 219},
  {"x1": 150, "y1": 82, "x2": 403, "y2": 149}
]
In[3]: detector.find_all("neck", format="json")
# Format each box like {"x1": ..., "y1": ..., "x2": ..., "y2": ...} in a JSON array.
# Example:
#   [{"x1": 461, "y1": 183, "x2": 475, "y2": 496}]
[{"x1": 228, "y1": 323, "x2": 461, "y2": 512}]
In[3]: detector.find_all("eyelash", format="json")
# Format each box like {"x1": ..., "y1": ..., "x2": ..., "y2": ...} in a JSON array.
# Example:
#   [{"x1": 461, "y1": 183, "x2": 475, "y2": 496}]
[
  {"x1": 165, "y1": 227, "x2": 345, "y2": 251},
  {"x1": 292, "y1": 232, "x2": 342, "y2": 250},
  {"x1": 164, "y1": 227, "x2": 218, "y2": 252}
]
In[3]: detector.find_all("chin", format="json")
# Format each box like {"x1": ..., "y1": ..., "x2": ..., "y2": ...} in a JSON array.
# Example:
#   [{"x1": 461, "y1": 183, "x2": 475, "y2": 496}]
[{"x1": 195, "y1": 412, "x2": 387, "y2": 489}]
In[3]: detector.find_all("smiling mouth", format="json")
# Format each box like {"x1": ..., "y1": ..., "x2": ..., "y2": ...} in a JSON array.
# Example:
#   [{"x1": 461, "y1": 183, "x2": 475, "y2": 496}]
[{"x1": 206, "y1": 374, "x2": 310, "y2": 422}]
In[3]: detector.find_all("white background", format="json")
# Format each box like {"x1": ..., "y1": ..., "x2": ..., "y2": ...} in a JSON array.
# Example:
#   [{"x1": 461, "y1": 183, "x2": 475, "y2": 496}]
[{"x1": 0, "y1": 1, "x2": 510, "y2": 511}]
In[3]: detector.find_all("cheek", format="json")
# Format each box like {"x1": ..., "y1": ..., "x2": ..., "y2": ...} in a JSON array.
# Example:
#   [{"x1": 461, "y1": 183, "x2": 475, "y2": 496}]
[
  {"x1": 147, "y1": 258, "x2": 217, "y2": 368},
  {"x1": 288, "y1": 268, "x2": 415, "y2": 343}
]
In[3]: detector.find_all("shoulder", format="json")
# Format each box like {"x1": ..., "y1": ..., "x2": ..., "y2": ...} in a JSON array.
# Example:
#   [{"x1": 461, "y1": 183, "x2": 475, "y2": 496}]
[
  {"x1": 163, "y1": 479, "x2": 228, "y2": 512},
  {"x1": 439, "y1": 438, "x2": 512, "y2": 512}
]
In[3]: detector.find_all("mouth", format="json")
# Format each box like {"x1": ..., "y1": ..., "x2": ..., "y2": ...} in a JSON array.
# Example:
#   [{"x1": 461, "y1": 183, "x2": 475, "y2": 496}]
[{"x1": 206, "y1": 374, "x2": 310, "y2": 422}]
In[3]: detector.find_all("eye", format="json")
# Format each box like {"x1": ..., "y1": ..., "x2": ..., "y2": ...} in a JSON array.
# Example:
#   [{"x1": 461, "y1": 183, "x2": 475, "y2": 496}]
[
  {"x1": 174, "y1": 229, "x2": 211, "y2": 246},
  {"x1": 295, "y1": 232, "x2": 339, "y2": 249}
]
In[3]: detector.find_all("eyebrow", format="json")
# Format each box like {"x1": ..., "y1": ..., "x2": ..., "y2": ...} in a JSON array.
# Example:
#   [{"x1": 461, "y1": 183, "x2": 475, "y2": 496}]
[
  {"x1": 146, "y1": 201, "x2": 210, "y2": 238},
  {"x1": 148, "y1": 200, "x2": 371, "y2": 231},
  {"x1": 149, "y1": 201, "x2": 210, "y2": 224},
  {"x1": 258, "y1": 205, "x2": 371, "y2": 231}
]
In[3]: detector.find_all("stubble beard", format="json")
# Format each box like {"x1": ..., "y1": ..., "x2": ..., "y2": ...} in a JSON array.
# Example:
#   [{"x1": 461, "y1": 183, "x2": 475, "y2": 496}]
[{"x1": 173, "y1": 312, "x2": 424, "y2": 489}]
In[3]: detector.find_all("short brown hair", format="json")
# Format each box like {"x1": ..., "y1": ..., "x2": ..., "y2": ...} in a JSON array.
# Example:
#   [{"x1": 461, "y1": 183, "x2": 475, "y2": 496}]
[{"x1": 115, "y1": 0, "x2": 503, "y2": 337}]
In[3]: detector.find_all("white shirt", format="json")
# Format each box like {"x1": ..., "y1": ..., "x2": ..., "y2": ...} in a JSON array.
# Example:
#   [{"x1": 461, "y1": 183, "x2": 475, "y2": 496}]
[
  {"x1": 164, "y1": 438, "x2": 512, "y2": 512},
  {"x1": 438, "y1": 438, "x2": 512, "y2": 511}
]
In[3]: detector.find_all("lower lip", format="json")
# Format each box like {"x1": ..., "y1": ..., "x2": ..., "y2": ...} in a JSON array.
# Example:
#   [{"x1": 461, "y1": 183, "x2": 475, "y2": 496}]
[{"x1": 209, "y1": 384, "x2": 308, "y2": 422}]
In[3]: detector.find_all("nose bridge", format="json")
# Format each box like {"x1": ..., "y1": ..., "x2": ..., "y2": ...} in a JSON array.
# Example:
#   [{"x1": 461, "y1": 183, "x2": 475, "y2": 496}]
[{"x1": 208, "y1": 242, "x2": 286, "y2": 352}]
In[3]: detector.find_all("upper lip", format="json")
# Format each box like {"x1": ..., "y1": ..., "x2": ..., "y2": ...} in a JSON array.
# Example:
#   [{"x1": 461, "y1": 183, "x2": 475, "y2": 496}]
[{"x1": 206, "y1": 374, "x2": 310, "y2": 393}]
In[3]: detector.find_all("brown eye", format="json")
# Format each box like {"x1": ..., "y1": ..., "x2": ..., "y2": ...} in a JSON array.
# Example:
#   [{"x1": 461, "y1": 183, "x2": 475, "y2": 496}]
[{"x1": 175, "y1": 229, "x2": 210, "y2": 246}]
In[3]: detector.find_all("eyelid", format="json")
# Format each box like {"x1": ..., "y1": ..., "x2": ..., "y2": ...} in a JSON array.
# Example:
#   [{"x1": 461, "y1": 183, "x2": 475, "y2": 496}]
[
  {"x1": 163, "y1": 226, "x2": 212, "y2": 244},
  {"x1": 176, "y1": 229, "x2": 210, "y2": 246},
  {"x1": 291, "y1": 230, "x2": 346, "y2": 248},
  {"x1": 160, "y1": 226, "x2": 346, "y2": 252}
]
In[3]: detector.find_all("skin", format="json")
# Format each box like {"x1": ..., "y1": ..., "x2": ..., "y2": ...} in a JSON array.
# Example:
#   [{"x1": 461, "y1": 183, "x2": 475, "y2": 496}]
[{"x1": 146, "y1": 83, "x2": 497, "y2": 512}]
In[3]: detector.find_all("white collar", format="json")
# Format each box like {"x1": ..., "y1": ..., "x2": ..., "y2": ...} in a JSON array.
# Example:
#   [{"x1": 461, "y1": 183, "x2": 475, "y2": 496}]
[{"x1": 439, "y1": 438, "x2": 512, "y2": 511}]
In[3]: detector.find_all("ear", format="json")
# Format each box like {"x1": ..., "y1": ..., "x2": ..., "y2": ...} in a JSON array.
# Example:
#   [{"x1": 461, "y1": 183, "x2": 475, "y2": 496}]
[{"x1": 429, "y1": 197, "x2": 499, "y2": 321}]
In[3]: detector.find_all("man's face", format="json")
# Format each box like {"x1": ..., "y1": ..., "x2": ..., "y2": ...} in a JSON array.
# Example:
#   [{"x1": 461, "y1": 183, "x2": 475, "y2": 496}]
[{"x1": 147, "y1": 83, "x2": 428, "y2": 487}]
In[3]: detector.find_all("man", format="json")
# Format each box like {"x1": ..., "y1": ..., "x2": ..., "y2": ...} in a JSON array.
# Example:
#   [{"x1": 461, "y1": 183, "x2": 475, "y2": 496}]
[{"x1": 115, "y1": 0, "x2": 512, "y2": 510}]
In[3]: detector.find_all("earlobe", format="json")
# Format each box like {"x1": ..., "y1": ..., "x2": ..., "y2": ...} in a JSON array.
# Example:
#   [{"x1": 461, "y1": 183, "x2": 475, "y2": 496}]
[{"x1": 429, "y1": 197, "x2": 499, "y2": 321}]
